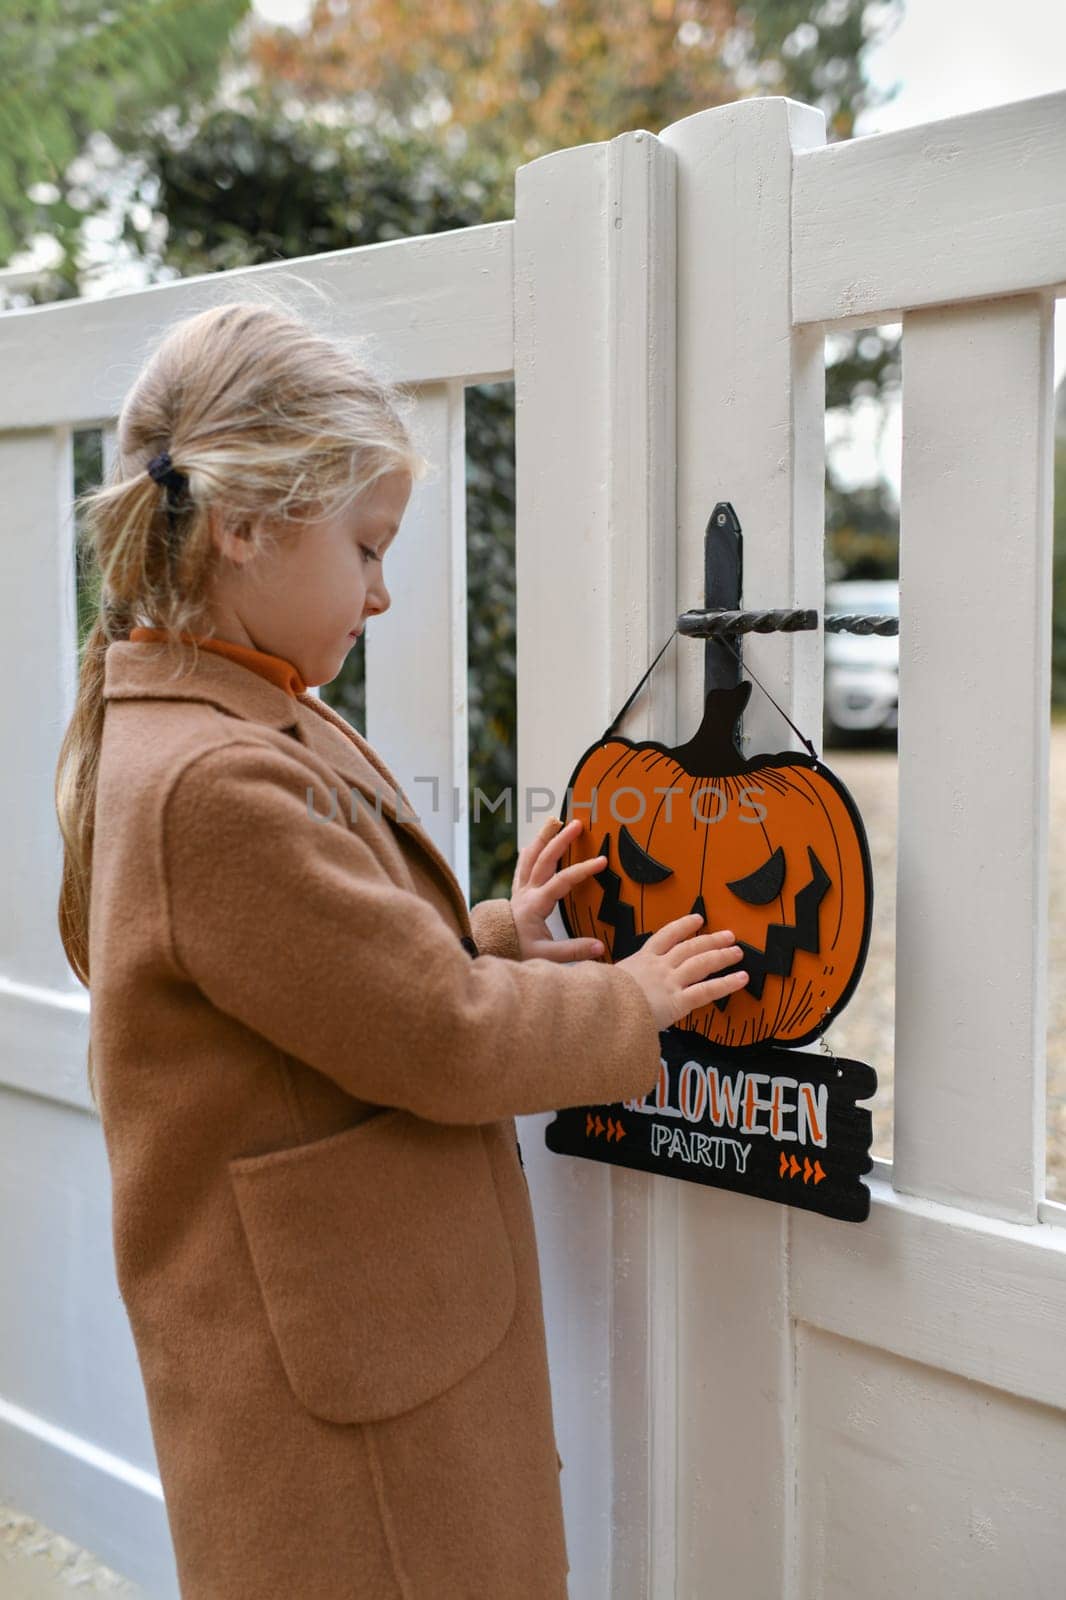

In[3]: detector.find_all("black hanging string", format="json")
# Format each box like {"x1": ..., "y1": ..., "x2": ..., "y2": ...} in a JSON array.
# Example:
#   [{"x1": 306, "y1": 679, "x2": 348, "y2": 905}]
[
  {"x1": 603, "y1": 629, "x2": 679, "y2": 739},
  {"x1": 603, "y1": 622, "x2": 821, "y2": 761}
]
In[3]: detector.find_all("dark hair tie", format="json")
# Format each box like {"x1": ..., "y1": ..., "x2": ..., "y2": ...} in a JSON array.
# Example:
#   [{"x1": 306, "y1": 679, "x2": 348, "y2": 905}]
[
  {"x1": 146, "y1": 450, "x2": 188, "y2": 498},
  {"x1": 146, "y1": 450, "x2": 190, "y2": 557}
]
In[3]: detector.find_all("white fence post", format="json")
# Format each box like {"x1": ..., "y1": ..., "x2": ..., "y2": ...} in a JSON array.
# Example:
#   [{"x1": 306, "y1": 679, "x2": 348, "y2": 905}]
[
  {"x1": 658, "y1": 95, "x2": 826, "y2": 1597},
  {"x1": 514, "y1": 125, "x2": 678, "y2": 1597}
]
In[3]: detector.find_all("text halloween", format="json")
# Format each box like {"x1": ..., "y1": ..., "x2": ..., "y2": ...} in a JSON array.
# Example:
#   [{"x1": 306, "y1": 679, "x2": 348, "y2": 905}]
[{"x1": 546, "y1": 1030, "x2": 877, "y2": 1222}]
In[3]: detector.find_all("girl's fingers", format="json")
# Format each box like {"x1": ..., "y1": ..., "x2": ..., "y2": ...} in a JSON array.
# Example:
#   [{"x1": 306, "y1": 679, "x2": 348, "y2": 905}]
[
  {"x1": 685, "y1": 969, "x2": 751, "y2": 1005},
  {"x1": 676, "y1": 942, "x2": 744, "y2": 985},
  {"x1": 667, "y1": 928, "x2": 741, "y2": 964},
  {"x1": 529, "y1": 816, "x2": 587, "y2": 888},
  {"x1": 549, "y1": 853, "x2": 608, "y2": 891},
  {"x1": 644, "y1": 912, "x2": 719, "y2": 954},
  {"x1": 512, "y1": 843, "x2": 533, "y2": 892},
  {"x1": 525, "y1": 862, "x2": 608, "y2": 921},
  {"x1": 514, "y1": 816, "x2": 566, "y2": 890}
]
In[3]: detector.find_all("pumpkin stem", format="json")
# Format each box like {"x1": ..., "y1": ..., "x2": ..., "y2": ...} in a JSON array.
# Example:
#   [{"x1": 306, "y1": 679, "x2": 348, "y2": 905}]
[{"x1": 668, "y1": 681, "x2": 753, "y2": 776}]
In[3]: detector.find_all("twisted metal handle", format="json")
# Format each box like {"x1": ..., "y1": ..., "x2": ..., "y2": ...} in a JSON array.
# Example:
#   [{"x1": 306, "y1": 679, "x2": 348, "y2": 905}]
[{"x1": 677, "y1": 607, "x2": 898, "y2": 638}]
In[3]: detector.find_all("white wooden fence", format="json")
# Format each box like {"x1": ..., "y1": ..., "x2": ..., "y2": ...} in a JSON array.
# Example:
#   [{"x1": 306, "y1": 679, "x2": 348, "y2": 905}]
[{"x1": 0, "y1": 87, "x2": 1064, "y2": 1597}]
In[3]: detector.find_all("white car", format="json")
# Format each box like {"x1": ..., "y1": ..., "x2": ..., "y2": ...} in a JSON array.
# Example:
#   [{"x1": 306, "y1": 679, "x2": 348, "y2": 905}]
[{"x1": 822, "y1": 578, "x2": 899, "y2": 745}]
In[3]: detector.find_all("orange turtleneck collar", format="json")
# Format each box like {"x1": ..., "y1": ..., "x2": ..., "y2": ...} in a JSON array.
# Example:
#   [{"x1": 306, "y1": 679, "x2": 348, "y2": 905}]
[{"x1": 128, "y1": 627, "x2": 308, "y2": 697}]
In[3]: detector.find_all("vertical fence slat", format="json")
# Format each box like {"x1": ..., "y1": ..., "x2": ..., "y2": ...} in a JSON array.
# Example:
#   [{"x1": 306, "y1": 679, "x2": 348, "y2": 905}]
[
  {"x1": 895, "y1": 293, "x2": 1055, "y2": 1220},
  {"x1": 602, "y1": 128, "x2": 679, "y2": 1600},
  {"x1": 0, "y1": 423, "x2": 91, "y2": 1110},
  {"x1": 514, "y1": 140, "x2": 615, "y2": 1599},
  {"x1": 365, "y1": 381, "x2": 470, "y2": 895},
  {"x1": 515, "y1": 125, "x2": 678, "y2": 1598},
  {"x1": 658, "y1": 95, "x2": 827, "y2": 1598},
  {"x1": 0, "y1": 428, "x2": 78, "y2": 994}
]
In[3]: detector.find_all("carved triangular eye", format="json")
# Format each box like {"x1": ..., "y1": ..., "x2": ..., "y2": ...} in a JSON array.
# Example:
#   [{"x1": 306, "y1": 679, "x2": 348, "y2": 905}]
[
  {"x1": 726, "y1": 845, "x2": 785, "y2": 905},
  {"x1": 616, "y1": 824, "x2": 674, "y2": 885}
]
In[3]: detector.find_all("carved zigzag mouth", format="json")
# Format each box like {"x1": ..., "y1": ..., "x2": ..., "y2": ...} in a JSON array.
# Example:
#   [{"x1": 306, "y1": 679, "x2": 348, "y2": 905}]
[{"x1": 592, "y1": 838, "x2": 831, "y2": 1007}]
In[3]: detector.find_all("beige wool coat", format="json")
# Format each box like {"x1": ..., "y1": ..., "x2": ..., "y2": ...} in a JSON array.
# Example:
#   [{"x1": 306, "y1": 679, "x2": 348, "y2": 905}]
[{"x1": 90, "y1": 638, "x2": 663, "y2": 1599}]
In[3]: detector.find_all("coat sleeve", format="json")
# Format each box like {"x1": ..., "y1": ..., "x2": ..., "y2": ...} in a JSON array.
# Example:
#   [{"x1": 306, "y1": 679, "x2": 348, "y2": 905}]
[
  {"x1": 467, "y1": 897, "x2": 523, "y2": 961},
  {"x1": 161, "y1": 739, "x2": 662, "y2": 1124}
]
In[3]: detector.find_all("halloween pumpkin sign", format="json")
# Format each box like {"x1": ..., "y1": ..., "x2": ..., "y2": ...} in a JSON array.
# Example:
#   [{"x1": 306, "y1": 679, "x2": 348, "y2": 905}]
[
  {"x1": 556, "y1": 678, "x2": 872, "y2": 1050},
  {"x1": 545, "y1": 677, "x2": 878, "y2": 1223}
]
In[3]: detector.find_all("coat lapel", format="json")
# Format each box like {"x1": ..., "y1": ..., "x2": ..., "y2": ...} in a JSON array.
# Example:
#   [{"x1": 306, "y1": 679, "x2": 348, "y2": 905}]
[
  {"x1": 103, "y1": 640, "x2": 474, "y2": 935},
  {"x1": 293, "y1": 694, "x2": 475, "y2": 936}
]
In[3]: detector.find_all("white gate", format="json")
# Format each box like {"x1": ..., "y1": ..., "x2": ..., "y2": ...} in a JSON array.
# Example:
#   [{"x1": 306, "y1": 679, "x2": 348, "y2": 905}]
[{"x1": 0, "y1": 89, "x2": 1064, "y2": 1597}]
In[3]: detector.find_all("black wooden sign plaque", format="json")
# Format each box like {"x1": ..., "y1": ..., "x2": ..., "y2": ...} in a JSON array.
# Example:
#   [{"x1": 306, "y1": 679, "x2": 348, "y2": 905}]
[{"x1": 545, "y1": 1031, "x2": 877, "y2": 1223}]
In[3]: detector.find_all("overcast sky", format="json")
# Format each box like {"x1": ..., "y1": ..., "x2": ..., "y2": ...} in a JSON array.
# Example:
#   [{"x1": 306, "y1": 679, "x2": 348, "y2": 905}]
[{"x1": 856, "y1": 0, "x2": 1066, "y2": 135}]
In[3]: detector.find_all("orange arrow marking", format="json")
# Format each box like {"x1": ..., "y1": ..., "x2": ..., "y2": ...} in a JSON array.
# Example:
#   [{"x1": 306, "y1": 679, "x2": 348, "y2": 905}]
[{"x1": 813, "y1": 1160, "x2": 827, "y2": 1184}]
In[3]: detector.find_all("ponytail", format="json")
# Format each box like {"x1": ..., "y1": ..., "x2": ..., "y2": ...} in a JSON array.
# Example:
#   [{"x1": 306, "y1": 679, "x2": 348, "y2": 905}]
[
  {"x1": 53, "y1": 287, "x2": 427, "y2": 1109},
  {"x1": 56, "y1": 596, "x2": 135, "y2": 1110}
]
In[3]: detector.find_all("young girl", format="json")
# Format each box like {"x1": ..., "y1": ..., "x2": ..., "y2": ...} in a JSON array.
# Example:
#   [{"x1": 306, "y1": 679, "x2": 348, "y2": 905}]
[{"x1": 55, "y1": 294, "x2": 749, "y2": 1599}]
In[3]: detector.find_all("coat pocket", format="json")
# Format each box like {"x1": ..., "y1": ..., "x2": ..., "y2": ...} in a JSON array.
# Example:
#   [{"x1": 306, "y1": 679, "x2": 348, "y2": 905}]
[{"x1": 227, "y1": 1109, "x2": 517, "y2": 1424}]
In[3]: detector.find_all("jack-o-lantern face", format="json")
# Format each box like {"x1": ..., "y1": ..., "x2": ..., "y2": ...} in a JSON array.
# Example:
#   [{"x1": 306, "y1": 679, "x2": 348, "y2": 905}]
[{"x1": 557, "y1": 681, "x2": 873, "y2": 1050}]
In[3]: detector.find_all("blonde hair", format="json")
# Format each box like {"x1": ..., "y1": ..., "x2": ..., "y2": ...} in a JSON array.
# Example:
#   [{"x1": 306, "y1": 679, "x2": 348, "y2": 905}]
[{"x1": 56, "y1": 281, "x2": 429, "y2": 1108}]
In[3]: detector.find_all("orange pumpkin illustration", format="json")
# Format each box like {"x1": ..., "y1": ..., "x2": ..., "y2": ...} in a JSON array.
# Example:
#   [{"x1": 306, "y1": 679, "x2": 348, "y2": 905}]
[{"x1": 557, "y1": 680, "x2": 873, "y2": 1050}]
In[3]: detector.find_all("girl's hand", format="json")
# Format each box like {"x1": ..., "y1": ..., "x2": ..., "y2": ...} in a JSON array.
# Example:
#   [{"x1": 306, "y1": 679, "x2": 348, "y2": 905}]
[
  {"x1": 509, "y1": 816, "x2": 609, "y2": 962},
  {"x1": 615, "y1": 914, "x2": 749, "y2": 1031}
]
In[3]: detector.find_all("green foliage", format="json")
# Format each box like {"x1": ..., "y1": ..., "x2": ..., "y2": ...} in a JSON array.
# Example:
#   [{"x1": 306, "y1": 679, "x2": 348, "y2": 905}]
[
  {"x1": 149, "y1": 97, "x2": 514, "y2": 277},
  {"x1": 460, "y1": 382, "x2": 519, "y2": 895},
  {"x1": 738, "y1": 0, "x2": 903, "y2": 138},
  {"x1": 825, "y1": 481, "x2": 899, "y2": 583},
  {"x1": 74, "y1": 427, "x2": 105, "y2": 649},
  {"x1": 824, "y1": 323, "x2": 901, "y2": 582},
  {"x1": 0, "y1": 0, "x2": 250, "y2": 282}
]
